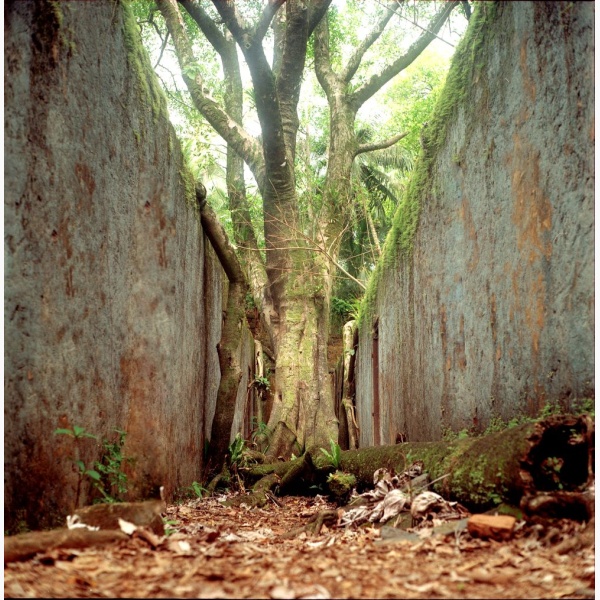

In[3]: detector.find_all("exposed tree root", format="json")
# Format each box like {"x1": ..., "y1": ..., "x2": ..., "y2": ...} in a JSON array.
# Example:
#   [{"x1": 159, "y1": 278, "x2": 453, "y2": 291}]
[{"x1": 281, "y1": 510, "x2": 342, "y2": 539}]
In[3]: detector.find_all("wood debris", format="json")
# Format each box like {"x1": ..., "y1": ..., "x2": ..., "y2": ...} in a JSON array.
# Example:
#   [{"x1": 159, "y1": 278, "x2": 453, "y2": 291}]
[{"x1": 3, "y1": 494, "x2": 595, "y2": 599}]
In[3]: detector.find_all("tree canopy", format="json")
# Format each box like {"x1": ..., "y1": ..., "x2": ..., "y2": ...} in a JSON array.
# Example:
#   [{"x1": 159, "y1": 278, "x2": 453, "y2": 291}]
[{"x1": 134, "y1": 0, "x2": 467, "y2": 468}]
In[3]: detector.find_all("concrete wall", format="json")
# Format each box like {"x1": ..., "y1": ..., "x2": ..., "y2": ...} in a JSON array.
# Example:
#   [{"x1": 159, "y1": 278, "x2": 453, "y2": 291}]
[
  {"x1": 356, "y1": 1, "x2": 594, "y2": 446},
  {"x1": 4, "y1": 0, "x2": 252, "y2": 531}
]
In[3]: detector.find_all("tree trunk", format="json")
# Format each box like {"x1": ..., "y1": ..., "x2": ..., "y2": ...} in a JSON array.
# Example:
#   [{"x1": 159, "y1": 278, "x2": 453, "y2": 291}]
[
  {"x1": 265, "y1": 267, "x2": 339, "y2": 459},
  {"x1": 198, "y1": 189, "x2": 251, "y2": 474},
  {"x1": 341, "y1": 320, "x2": 359, "y2": 450}
]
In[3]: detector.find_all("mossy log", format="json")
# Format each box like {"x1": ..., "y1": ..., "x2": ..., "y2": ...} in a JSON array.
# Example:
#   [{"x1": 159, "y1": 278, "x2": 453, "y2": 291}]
[
  {"x1": 244, "y1": 415, "x2": 594, "y2": 515},
  {"x1": 340, "y1": 414, "x2": 594, "y2": 512}
]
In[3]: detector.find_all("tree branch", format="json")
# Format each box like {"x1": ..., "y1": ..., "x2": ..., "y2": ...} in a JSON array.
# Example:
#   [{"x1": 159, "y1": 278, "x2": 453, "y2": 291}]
[
  {"x1": 196, "y1": 183, "x2": 247, "y2": 286},
  {"x1": 355, "y1": 131, "x2": 408, "y2": 157},
  {"x1": 313, "y1": 13, "x2": 338, "y2": 99},
  {"x1": 307, "y1": 0, "x2": 333, "y2": 37},
  {"x1": 210, "y1": 0, "x2": 284, "y2": 159},
  {"x1": 178, "y1": 0, "x2": 227, "y2": 55},
  {"x1": 350, "y1": 1, "x2": 458, "y2": 108},
  {"x1": 276, "y1": 1, "x2": 312, "y2": 161},
  {"x1": 253, "y1": 0, "x2": 286, "y2": 42},
  {"x1": 341, "y1": 0, "x2": 401, "y2": 84},
  {"x1": 157, "y1": 0, "x2": 266, "y2": 189}
]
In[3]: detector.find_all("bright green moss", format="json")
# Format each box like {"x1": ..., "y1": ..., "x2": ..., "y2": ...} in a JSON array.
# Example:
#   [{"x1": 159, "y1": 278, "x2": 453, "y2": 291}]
[
  {"x1": 357, "y1": 2, "x2": 500, "y2": 328},
  {"x1": 120, "y1": 0, "x2": 168, "y2": 122}
]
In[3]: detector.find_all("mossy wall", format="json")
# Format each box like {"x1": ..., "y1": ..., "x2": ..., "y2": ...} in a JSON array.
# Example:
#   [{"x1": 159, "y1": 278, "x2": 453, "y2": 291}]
[
  {"x1": 355, "y1": 1, "x2": 594, "y2": 446},
  {"x1": 4, "y1": 0, "x2": 252, "y2": 532}
]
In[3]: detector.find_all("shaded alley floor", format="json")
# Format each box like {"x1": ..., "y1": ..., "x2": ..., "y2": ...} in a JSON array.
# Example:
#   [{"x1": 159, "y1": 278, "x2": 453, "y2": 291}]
[{"x1": 4, "y1": 494, "x2": 595, "y2": 599}]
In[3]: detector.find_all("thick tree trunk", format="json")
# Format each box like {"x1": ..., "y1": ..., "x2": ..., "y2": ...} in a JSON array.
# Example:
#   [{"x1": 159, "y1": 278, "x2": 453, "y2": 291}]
[{"x1": 265, "y1": 269, "x2": 339, "y2": 459}]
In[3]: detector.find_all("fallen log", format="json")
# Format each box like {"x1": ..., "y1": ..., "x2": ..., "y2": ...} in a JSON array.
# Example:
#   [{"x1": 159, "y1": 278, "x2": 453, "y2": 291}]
[
  {"x1": 4, "y1": 529, "x2": 129, "y2": 564},
  {"x1": 242, "y1": 414, "x2": 594, "y2": 517},
  {"x1": 339, "y1": 414, "x2": 594, "y2": 514}
]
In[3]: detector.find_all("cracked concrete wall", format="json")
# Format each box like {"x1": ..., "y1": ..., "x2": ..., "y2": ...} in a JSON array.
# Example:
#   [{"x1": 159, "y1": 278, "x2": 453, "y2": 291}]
[
  {"x1": 4, "y1": 0, "x2": 251, "y2": 531},
  {"x1": 356, "y1": 1, "x2": 594, "y2": 446}
]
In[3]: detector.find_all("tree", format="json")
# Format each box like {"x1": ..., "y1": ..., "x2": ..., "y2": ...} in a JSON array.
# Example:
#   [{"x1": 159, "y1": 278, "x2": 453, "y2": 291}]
[{"x1": 150, "y1": 0, "x2": 460, "y2": 463}]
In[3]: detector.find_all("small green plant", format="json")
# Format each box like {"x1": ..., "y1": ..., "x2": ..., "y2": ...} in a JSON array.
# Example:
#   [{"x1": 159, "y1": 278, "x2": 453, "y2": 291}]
[
  {"x1": 54, "y1": 426, "x2": 101, "y2": 507},
  {"x1": 250, "y1": 417, "x2": 271, "y2": 450},
  {"x1": 483, "y1": 416, "x2": 506, "y2": 435},
  {"x1": 570, "y1": 397, "x2": 595, "y2": 418},
  {"x1": 189, "y1": 481, "x2": 208, "y2": 498},
  {"x1": 93, "y1": 429, "x2": 131, "y2": 503},
  {"x1": 163, "y1": 517, "x2": 180, "y2": 537},
  {"x1": 320, "y1": 439, "x2": 342, "y2": 469},
  {"x1": 253, "y1": 375, "x2": 270, "y2": 391},
  {"x1": 55, "y1": 426, "x2": 131, "y2": 506},
  {"x1": 228, "y1": 433, "x2": 246, "y2": 467},
  {"x1": 540, "y1": 400, "x2": 563, "y2": 419}
]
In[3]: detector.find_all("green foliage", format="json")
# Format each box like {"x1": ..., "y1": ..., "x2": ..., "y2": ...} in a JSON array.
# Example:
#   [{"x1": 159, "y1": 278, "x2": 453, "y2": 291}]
[
  {"x1": 441, "y1": 427, "x2": 472, "y2": 442},
  {"x1": 539, "y1": 400, "x2": 564, "y2": 419},
  {"x1": 250, "y1": 418, "x2": 271, "y2": 454},
  {"x1": 378, "y1": 49, "x2": 451, "y2": 157},
  {"x1": 320, "y1": 439, "x2": 342, "y2": 469},
  {"x1": 162, "y1": 517, "x2": 180, "y2": 537},
  {"x1": 189, "y1": 481, "x2": 208, "y2": 498},
  {"x1": 330, "y1": 296, "x2": 361, "y2": 329},
  {"x1": 54, "y1": 426, "x2": 131, "y2": 506},
  {"x1": 55, "y1": 425, "x2": 97, "y2": 440},
  {"x1": 228, "y1": 433, "x2": 246, "y2": 467},
  {"x1": 244, "y1": 292, "x2": 257, "y2": 311},
  {"x1": 93, "y1": 430, "x2": 132, "y2": 503},
  {"x1": 570, "y1": 397, "x2": 595, "y2": 418},
  {"x1": 443, "y1": 397, "x2": 595, "y2": 442},
  {"x1": 54, "y1": 426, "x2": 101, "y2": 507},
  {"x1": 253, "y1": 376, "x2": 270, "y2": 391}
]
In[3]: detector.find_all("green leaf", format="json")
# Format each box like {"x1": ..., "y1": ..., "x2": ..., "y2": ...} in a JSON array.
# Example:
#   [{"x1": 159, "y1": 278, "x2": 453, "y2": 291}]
[
  {"x1": 54, "y1": 428, "x2": 74, "y2": 436},
  {"x1": 85, "y1": 469, "x2": 101, "y2": 481},
  {"x1": 75, "y1": 460, "x2": 86, "y2": 472}
]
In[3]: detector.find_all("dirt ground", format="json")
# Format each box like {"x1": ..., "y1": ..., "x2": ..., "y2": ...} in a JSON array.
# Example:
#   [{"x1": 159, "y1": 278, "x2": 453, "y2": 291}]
[{"x1": 4, "y1": 494, "x2": 595, "y2": 599}]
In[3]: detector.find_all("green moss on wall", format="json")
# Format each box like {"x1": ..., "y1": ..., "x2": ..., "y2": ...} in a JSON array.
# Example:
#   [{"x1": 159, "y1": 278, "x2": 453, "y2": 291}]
[
  {"x1": 120, "y1": 0, "x2": 168, "y2": 123},
  {"x1": 179, "y1": 161, "x2": 199, "y2": 215},
  {"x1": 357, "y1": 2, "x2": 499, "y2": 328},
  {"x1": 120, "y1": 1, "x2": 202, "y2": 219}
]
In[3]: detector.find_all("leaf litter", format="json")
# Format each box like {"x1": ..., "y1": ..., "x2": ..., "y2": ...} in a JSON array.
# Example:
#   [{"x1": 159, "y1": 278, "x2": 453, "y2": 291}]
[{"x1": 4, "y1": 490, "x2": 594, "y2": 599}]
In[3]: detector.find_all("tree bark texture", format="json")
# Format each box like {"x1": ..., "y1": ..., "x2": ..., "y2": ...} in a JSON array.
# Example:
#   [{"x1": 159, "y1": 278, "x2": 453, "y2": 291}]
[{"x1": 341, "y1": 320, "x2": 359, "y2": 450}]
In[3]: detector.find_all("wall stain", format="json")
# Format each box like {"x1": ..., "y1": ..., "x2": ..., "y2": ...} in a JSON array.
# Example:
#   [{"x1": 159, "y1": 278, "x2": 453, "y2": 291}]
[
  {"x1": 459, "y1": 196, "x2": 479, "y2": 272},
  {"x1": 75, "y1": 163, "x2": 96, "y2": 198}
]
